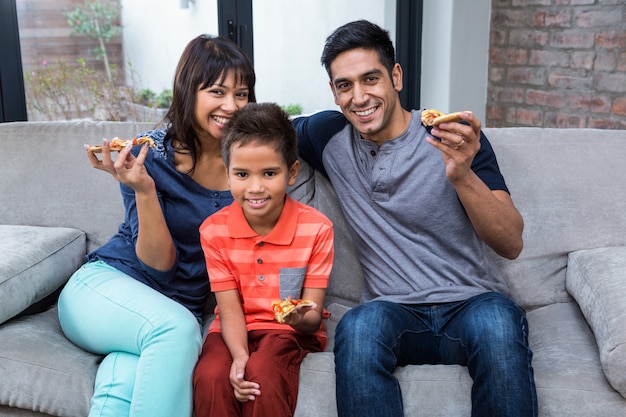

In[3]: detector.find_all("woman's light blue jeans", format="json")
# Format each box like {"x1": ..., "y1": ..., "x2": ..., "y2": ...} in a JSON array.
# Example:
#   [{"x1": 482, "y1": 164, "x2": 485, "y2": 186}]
[
  {"x1": 58, "y1": 261, "x2": 202, "y2": 417},
  {"x1": 334, "y1": 292, "x2": 537, "y2": 417}
]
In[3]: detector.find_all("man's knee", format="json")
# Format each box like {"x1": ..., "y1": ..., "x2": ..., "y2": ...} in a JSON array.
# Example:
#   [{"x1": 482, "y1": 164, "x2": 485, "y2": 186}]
[
  {"x1": 336, "y1": 301, "x2": 396, "y2": 338},
  {"x1": 334, "y1": 301, "x2": 402, "y2": 362},
  {"x1": 465, "y1": 293, "x2": 530, "y2": 355}
]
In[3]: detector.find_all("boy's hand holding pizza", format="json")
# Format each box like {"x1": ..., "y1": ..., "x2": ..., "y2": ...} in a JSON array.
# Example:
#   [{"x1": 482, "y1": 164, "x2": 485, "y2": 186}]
[{"x1": 271, "y1": 296, "x2": 322, "y2": 332}]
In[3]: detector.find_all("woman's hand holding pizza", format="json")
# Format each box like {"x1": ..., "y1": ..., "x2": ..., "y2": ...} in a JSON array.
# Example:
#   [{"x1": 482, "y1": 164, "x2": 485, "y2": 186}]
[{"x1": 85, "y1": 138, "x2": 155, "y2": 193}]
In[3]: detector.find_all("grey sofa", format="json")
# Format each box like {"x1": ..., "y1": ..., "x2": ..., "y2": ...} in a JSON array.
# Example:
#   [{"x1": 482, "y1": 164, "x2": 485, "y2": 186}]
[{"x1": 1, "y1": 120, "x2": 625, "y2": 417}]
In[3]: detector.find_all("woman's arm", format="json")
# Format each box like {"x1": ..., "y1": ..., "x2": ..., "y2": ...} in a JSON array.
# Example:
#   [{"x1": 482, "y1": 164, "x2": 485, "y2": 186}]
[{"x1": 87, "y1": 140, "x2": 176, "y2": 270}]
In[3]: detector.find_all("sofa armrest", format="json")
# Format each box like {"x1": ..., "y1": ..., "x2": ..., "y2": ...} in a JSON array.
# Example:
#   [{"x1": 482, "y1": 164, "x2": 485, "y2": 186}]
[
  {"x1": 0, "y1": 225, "x2": 86, "y2": 325},
  {"x1": 566, "y1": 246, "x2": 626, "y2": 398}
]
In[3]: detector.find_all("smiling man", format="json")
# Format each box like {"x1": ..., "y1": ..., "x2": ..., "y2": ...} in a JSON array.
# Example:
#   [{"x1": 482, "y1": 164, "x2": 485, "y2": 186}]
[{"x1": 292, "y1": 19, "x2": 537, "y2": 417}]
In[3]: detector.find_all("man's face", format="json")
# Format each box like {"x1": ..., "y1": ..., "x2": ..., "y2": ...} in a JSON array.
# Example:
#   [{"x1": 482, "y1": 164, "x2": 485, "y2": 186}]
[{"x1": 329, "y1": 48, "x2": 403, "y2": 145}]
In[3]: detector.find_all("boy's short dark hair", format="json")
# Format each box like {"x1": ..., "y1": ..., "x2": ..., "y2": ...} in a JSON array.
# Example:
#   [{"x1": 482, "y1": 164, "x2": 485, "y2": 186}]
[
  {"x1": 321, "y1": 19, "x2": 396, "y2": 81},
  {"x1": 222, "y1": 103, "x2": 298, "y2": 169}
]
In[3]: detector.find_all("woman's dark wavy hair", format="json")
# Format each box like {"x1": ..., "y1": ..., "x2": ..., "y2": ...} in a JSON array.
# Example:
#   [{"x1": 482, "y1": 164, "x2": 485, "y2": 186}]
[
  {"x1": 321, "y1": 19, "x2": 396, "y2": 80},
  {"x1": 163, "y1": 35, "x2": 256, "y2": 173}
]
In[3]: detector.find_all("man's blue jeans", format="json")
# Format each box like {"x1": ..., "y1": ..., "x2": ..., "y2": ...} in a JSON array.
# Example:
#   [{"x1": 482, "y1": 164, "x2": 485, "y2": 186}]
[{"x1": 334, "y1": 292, "x2": 537, "y2": 417}]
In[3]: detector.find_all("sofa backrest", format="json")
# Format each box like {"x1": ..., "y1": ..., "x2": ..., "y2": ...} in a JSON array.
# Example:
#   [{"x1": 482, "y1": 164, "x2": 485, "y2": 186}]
[
  {"x1": 2, "y1": 121, "x2": 624, "y2": 311},
  {"x1": 484, "y1": 127, "x2": 626, "y2": 308},
  {"x1": 0, "y1": 121, "x2": 154, "y2": 252},
  {"x1": 286, "y1": 159, "x2": 364, "y2": 307}
]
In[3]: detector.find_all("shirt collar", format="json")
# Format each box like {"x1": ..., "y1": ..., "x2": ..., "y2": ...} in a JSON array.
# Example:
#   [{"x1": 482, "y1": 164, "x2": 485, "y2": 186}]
[{"x1": 227, "y1": 195, "x2": 297, "y2": 245}]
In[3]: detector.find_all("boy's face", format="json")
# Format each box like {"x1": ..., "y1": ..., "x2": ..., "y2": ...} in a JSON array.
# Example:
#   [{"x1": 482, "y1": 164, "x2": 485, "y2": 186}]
[
  {"x1": 227, "y1": 140, "x2": 299, "y2": 235},
  {"x1": 329, "y1": 48, "x2": 403, "y2": 145}
]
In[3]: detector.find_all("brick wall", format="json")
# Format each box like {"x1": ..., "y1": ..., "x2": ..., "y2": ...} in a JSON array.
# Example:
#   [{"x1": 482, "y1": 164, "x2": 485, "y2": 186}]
[{"x1": 487, "y1": 0, "x2": 626, "y2": 129}]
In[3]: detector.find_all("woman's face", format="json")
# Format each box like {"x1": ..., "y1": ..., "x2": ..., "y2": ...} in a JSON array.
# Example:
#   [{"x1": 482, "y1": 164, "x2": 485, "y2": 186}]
[{"x1": 194, "y1": 71, "x2": 251, "y2": 142}]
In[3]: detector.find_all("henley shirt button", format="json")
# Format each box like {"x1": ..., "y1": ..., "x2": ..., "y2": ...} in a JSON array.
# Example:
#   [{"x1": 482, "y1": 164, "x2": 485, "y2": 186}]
[
  {"x1": 257, "y1": 259, "x2": 263, "y2": 264},
  {"x1": 370, "y1": 150, "x2": 376, "y2": 156},
  {"x1": 213, "y1": 202, "x2": 219, "y2": 207}
]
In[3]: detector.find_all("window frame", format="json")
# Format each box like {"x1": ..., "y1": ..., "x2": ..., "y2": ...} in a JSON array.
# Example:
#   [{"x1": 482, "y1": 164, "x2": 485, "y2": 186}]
[{"x1": 0, "y1": 0, "x2": 27, "y2": 122}]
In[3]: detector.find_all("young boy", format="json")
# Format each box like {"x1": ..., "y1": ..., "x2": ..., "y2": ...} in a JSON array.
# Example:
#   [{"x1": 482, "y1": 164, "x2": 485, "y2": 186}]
[{"x1": 193, "y1": 103, "x2": 334, "y2": 417}]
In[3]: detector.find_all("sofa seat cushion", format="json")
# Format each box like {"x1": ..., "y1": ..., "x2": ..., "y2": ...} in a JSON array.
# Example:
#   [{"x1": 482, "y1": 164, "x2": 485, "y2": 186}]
[
  {"x1": 566, "y1": 246, "x2": 626, "y2": 398},
  {"x1": 296, "y1": 351, "x2": 473, "y2": 417},
  {"x1": 0, "y1": 306, "x2": 100, "y2": 417},
  {"x1": 0, "y1": 225, "x2": 86, "y2": 325},
  {"x1": 527, "y1": 302, "x2": 626, "y2": 415},
  {"x1": 295, "y1": 301, "x2": 626, "y2": 417}
]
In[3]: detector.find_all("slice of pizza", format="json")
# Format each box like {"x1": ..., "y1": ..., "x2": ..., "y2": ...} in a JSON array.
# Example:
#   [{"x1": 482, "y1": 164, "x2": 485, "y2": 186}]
[
  {"x1": 271, "y1": 297, "x2": 315, "y2": 323},
  {"x1": 89, "y1": 136, "x2": 156, "y2": 153},
  {"x1": 420, "y1": 108, "x2": 445, "y2": 127},
  {"x1": 421, "y1": 109, "x2": 472, "y2": 127}
]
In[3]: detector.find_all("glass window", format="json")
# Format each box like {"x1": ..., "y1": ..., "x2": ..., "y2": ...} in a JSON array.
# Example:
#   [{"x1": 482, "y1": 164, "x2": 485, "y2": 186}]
[
  {"x1": 251, "y1": 0, "x2": 396, "y2": 115},
  {"x1": 15, "y1": 0, "x2": 395, "y2": 121}
]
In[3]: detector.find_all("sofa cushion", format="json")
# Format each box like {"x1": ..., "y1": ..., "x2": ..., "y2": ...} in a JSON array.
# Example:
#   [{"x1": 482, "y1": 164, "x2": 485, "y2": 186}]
[
  {"x1": 0, "y1": 306, "x2": 99, "y2": 417},
  {"x1": 287, "y1": 160, "x2": 364, "y2": 307},
  {"x1": 484, "y1": 128, "x2": 626, "y2": 309},
  {"x1": 0, "y1": 225, "x2": 86, "y2": 325},
  {"x1": 566, "y1": 246, "x2": 626, "y2": 398},
  {"x1": 295, "y1": 302, "x2": 626, "y2": 417},
  {"x1": 0, "y1": 121, "x2": 154, "y2": 252}
]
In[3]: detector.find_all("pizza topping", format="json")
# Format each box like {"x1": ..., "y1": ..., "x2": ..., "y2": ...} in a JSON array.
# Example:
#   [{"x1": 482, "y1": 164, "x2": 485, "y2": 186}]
[
  {"x1": 89, "y1": 136, "x2": 156, "y2": 153},
  {"x1": 421, "y1": 109, "x2": 472, "y2": 127},
  {"x1": 420, "y1": 109, "x2": 444, "y2": 127},
  {"x1": 271, "y1": 297, "x2": 315, "y2": 323}
]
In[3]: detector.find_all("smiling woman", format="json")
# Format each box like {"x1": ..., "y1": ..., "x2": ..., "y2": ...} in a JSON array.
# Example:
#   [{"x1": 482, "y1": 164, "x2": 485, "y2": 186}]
[{"x1": 56, "y1": 34, "x2": 256, "y2": 417}]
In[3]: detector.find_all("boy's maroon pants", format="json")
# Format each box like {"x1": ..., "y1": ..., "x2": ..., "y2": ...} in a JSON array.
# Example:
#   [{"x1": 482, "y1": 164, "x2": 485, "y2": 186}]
[{"x1": 193, "y1": 330, "x2": 322, "y2": 417}]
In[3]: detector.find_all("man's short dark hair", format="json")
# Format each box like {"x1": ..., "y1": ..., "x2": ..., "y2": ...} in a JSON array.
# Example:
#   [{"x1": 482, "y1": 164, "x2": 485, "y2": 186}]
[{"x1": 321, "y1": 19, "x2": 396, "y2": 80}]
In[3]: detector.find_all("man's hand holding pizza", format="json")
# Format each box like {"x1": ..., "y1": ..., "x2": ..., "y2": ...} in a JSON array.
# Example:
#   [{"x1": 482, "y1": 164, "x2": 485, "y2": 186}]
[
  {"x1": 422, "y1": 109, "x2": 524, "y2": 260},
  {"x1": 424, "y1": 110, "x2": 482, "y2": 185}
]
